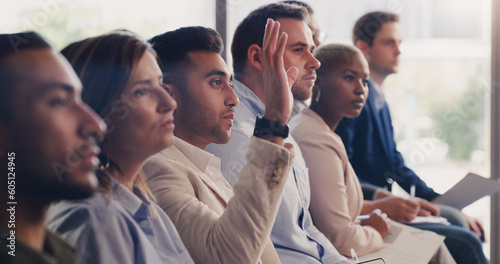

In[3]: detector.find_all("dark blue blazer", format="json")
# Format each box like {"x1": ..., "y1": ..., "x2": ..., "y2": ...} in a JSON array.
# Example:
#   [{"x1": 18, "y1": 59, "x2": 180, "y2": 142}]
[{"x1": 335, "y1": 81, "x2": 439, "y2": 201}]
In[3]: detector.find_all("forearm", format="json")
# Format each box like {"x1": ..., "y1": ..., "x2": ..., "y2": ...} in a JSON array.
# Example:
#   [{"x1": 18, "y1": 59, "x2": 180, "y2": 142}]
[{"x1": 202, "y1": 137, "x2": 293, "y2": 263}]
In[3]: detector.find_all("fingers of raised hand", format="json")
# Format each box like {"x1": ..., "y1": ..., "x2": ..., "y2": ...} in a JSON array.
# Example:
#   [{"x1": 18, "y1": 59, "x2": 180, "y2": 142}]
[
  {"x1": 263, "y1": 19, "x2": 281, "y2": 63},
  {"x1": 275, "y1": 31, "x2": 287, "y2": 63},
  {"x1": 263, "y1": 19, "x2": 275, "y2": 51}
]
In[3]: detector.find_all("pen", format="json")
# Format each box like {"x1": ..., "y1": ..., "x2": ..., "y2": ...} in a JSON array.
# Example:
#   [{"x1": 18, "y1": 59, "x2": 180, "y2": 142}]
[
  {"x1": 351, "y1": 248, "x2": 359, "y2": 263},
  {"x1": 410, "y1": 184, "x2": 416, "y2": 199}
]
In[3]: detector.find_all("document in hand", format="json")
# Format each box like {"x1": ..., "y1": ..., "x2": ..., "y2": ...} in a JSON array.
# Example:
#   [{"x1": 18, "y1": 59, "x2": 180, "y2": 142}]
[
  {"x1": 432, "y1": 172, "x2": 500, "y2": 210},
  {"x1": 357, "y1": 221, "x2": 445, "y2": 264}
]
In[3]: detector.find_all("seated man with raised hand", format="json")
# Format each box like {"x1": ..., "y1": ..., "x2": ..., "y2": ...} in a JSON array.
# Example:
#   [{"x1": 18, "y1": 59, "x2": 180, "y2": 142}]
[
  {"x1": 0, "y1": 32, "x2": 105, "y2": 264},
  {"x1": 206, "y1": 2, "x2": 349, "y2": 263},
  {"x1": 142, "y1": 23, "x2": 295, "y2": 264},
  {"x1": 282, "y1": 0, "x2": 325, "y2": 118}
]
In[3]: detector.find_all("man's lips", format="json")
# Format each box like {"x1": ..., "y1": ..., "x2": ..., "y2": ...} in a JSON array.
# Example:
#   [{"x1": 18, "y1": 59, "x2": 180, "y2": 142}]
[
  {"x1": 222, "y1": 109, "x2": 235, "y2": 125},
  {"x1": 79, "y1": 144, "x2": 101, "y2": 168},
  {"x1": 303, "y1": 74, "x2": 317, "y2": 81},
  {"x1": 223, "y1": 113, "x2": 234, "y2": 121}
]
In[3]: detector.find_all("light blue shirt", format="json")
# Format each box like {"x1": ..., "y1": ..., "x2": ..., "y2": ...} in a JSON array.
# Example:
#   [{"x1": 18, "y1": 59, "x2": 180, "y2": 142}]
[
  {"x1": 206, "y1": 79, "x2": 349, "y2": 264},
  {"x1": 46, "y1": 176, "x2": 194, "y2": 264}
]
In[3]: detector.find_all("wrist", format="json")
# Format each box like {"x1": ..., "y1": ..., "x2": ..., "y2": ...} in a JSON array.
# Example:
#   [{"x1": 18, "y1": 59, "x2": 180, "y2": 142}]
[
  {"x1": 361, "y1": 200, "x2": 376, "y2": 215},
  {"x1": 263, "y1": 111, "x2": 288, "y2": 125}
]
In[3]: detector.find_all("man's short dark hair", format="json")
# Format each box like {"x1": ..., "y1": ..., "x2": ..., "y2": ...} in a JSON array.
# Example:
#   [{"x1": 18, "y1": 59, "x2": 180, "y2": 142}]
[
  {"x1": 0, "y1": 32, "x2": 51, "y2": 121},
  {"x1": 352, "y1": 11, "x2": 399, "y2": 46},
  {"x1": 0, "y1": 31, "x2": 51, "y2": 60},
  {"x1": 282, "y1": 0, "x2": 313, "y2": 13},
  {"x1": 231, "y1": 3, "x2": 307, "y2": 76},
  {"x1": 149, "y1": 26, "x2": 223, "y2": 88}
]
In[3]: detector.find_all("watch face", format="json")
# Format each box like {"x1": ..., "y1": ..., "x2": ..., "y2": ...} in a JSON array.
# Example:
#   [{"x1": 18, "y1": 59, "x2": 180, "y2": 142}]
[{"x1": 253, "y1": 115, "x2": 289, "y2": 138}]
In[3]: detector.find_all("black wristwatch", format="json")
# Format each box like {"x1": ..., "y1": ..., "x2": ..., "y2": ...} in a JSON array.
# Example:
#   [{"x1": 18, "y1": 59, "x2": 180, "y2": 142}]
[{"x1": 253, "y1": 115, "x2": 289, "y2": 139}]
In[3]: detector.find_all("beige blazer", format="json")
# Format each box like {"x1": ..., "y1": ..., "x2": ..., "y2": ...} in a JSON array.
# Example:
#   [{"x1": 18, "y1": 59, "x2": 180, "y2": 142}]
[
  {"x1": 142, "y1": 136, "x2": 294, "y2": 264},
  {"x1": 290, "y1": 108, "x2": 383, "y2": 256}
]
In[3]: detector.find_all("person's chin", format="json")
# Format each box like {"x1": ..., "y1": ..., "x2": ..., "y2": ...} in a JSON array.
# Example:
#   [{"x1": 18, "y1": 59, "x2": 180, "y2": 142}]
[
  {"x1": 162, "y1": 134, "x2": 175, "y2": 149},
  {"x1": 73, "y1": 168, "x2": 99, "y2": 189},
  {"x1": 346, "y1": 110, "x2": 362, "y2": 119},
  {"x1": 52, "y1": 173, "x2": 98, "y2": 200},
  {"x1": 219, "y1": 135, "x2": 231, "y2": 144},
  {"x1": 292, "y1": 86, "x2": 313, "y2": 101},
  {"x1": 213, "y1": 130, "x2": 231, "y2": 144}
]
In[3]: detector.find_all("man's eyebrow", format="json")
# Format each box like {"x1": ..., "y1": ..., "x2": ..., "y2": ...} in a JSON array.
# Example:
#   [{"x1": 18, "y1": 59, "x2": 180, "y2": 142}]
[
  {"x1": 204, "y1": 70, "x2": 227, "y2": 78},
  {"x1": 382, "y1": 38, "x2": 398, "y2": 43},
  {"x1": 39, "y1": 82, "x2": 74, "y2": 94},
  {"x1": 288, "y1": 41, "x2": 308, "y2": 48}
]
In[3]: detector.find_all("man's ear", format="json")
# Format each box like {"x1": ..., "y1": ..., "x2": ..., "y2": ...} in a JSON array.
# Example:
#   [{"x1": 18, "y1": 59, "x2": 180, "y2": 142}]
[
  {"x1": 355, "y1": 40, "x2": 369, "y2": 57},
  {"x1": 247, "y1": 44, "x2": 263, "y2": 71}
]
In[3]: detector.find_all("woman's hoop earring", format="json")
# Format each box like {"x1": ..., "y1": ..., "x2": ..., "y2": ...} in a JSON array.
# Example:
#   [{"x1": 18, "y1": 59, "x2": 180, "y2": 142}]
[
  {"x1": 99, "y1": 155, "x2": 110, "y2": 171},
  {"x1": 315, "y1": 89, "x2": 321, "y2": 102}
]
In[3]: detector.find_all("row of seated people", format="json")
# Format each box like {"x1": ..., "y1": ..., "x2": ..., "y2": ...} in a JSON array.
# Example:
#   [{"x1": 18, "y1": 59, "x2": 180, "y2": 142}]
[{"x1": 0, "y1": 2, "x2": 488, "y2": 264}]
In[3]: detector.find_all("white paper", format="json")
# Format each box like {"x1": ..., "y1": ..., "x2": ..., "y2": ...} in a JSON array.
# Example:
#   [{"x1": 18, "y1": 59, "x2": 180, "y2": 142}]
[
  {"x1": 404, "y1": 216, "x2": 449, "y2": 225},
  {"x1": 432, "y1": 172, "x2": 500, "y2": 210},
  {"x1": 358, "y1": 221, "x2": 445, "y2": 264}
]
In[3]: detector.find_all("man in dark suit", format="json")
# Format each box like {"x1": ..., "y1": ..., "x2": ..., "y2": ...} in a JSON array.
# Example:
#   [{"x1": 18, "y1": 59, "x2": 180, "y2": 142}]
[{"x1": 335, "y1": 11, "x2": 486, "y2": 240}]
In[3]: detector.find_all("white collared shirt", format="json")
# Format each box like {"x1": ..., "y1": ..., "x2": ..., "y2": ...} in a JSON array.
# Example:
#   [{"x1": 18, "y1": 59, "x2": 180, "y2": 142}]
[{"x1": 175, "y1": 137, "x2": 234, "y2": 200}]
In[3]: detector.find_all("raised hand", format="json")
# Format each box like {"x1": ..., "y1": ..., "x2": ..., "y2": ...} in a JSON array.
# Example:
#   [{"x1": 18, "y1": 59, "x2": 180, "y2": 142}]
[{"x1": 261, "y1": 18, "x2": 299, "y2": 125}]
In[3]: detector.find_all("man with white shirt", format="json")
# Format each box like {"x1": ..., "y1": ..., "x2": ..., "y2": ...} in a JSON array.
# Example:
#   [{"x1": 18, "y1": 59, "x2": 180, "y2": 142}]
[
  {"x1": 206, "y1": 3, "x2": 348, "y2": 263},
  {"x1": 283, "y1": 0, "x2": 326, "y2": 118}
]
